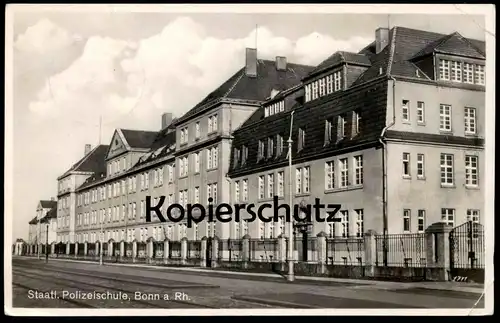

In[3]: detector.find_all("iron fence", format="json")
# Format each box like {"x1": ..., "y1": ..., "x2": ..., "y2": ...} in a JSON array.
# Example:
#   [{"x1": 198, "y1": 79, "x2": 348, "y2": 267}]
[
  {"x1": 169, "y1": 241, "x2": 181, "y2": 259},
  {"x1": 187, "y1": 241, "x2": 201, "y2": 259},
  {"x1": 218, "y1": 239, "x2": 243, "y2": 261},
  {"x1": 375, "y1": 233, "x2": 426, "y2": 267},
  {"x1": 153, "y1": 241, "x2": 164, "y2": 258},
  {"x1": 326, "y1": 237, "x2": 364, "y2": 265},
  {"x1": 137, "y1": 242, "x2": 147, "y2": 259},
  {"x1": 450, "y1": 221, "x2": 485, "y2": 269},
  {"x1": 250, "y1": 239, "x2": 279, "y2": 262}
]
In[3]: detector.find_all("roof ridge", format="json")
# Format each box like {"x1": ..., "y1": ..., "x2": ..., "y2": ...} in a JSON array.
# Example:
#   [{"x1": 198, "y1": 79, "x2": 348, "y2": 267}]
[
  {"x1": 120, "y1": 128, "x2": 158, "y2": 133},
  {"x1": 451, "y1": 32, "x2": 486, "y2": 57},
  {"x1": 61, "y1": 144, "x2": 101, "y2": 177},
  {"x1": 222, "y1": 69, "x2": 245, "y2": 99},
  {"x1": 386, "y1": 26, "x2": 398, "y2": 76}
]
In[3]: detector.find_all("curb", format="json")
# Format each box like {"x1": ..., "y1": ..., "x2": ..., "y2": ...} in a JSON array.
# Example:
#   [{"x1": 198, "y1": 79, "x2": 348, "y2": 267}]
[
  {"x1": 231, "y1": 295, "x2": 318, "y2": 309},
  {"x1": 15, "y1": 256, "x2": 485, "y2": 295}
]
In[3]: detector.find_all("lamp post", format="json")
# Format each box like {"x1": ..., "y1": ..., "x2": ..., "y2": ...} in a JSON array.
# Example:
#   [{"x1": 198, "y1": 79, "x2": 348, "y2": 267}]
[
  {"x1": 45, "y1": 220, "x2": 49, "y2": 263},
  {"x1": 286, "y1": 111, "x2": 295, "y2": 282}
]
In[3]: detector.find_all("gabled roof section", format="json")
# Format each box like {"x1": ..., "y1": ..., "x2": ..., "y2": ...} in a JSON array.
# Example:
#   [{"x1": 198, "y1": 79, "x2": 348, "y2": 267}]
[
  {"x1": 305, "y1": 51, "x2": 372, "y2": 81},
  {"x1": 176, "y1": 59, "x2": 315, "y2": 125},
  {"x1": 40, "y1": 200, "x2": 57, "y2": 209},
  {"x1": 411, "y1": 31, "x2": 485, "y2": 60},
  {"x1": 29, "y1": 216, "x2": 38, "y2": 225},
  {"x1": 120, "y1": 129, "x2": 158, "y2": 149},
  {"x1": 58, "y1": 145, "x2": 109, "y2": 179},
  {"x1": 43, "y1": 207, "x2": 58, "y2": 220}
]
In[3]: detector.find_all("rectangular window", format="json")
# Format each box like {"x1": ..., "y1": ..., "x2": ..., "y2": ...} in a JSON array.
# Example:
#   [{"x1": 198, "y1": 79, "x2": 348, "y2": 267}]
[
  {"x1": 440, "y1": 154, "x2": 454, "y2": 186},
  {"x1": 333, "y1": 70, "x2": 342, "y2": 91},
  {"x1": 242, "y1": 179, "x2": 248, "y2": 201},
  {"x1": 277, "y1": 172, "x2": 284, "y2": 197},
  {"x1": 355, "y1": 209, "x2": 364, "y2": 237},
  {"x1": 194, "y1": 186, "x2": 200, "y2": 204},
  {"x1": 354, "y1": 155, "x2": 363, "y2": 185},
  {"x1": 258, "y1": 140, "x2": 265, "y2": 160},
  {"x1": 463, "y1": 63, "x2": 474, "y2": 84},
  {"x1": 441, "y1": 208, "x2": 455, "y2": 226},
  {"x1": 319, "y1": 78, "x2": 325, "y2": 97},
  {"x1": 439, "y1": 59, "x2": 450, "y2": 80},
  {"x1": 295, "y1": 168, "x2": 302, "y2": 194},
  {"x1": 298, "y1": 128, "x2": 305, "y2": 151},
  {"x1": 417, "y1": 210, "x2": 426, "y2": 233},
  {"x1": 195, "y1": 122, "x2": 200, "y2": 139},
  {"x1": 339, "y1": 158, "x2": 348, "y2": 188},
  {"x1": 464, "y1": 107, "x2": 477, "y2": 135},
  {"x1": 295, "y1": 166, "x2": 310, "y2": 194},
  {"x1": 325, "y1": 161, "x2": 335, "y2": 190},
  {"x1": 402, "y1": 100, "x2": 410, "y2": 122},
  {"x1": 451, "y1": 61, "x2": 462, "y2": 82},
  {"x1": 258, "y1": 176, "x2": 265, "y2": 199},
  {"x1": 325, "y1": 119, "x2": 333, "y2": 143},
  {"x1": 440, "y1": 104, "x2": 452, "y2": 132},
  {"x1": 474, "y1": 65, "x2": 485, "y2": 85},
  {"x1": 417, "y1": 154, "x2": 425, "y2": 179},
  {"x1": 354, "y1": 111, "x2": 361, "y2": 135},
  {"x1": 328, "y1": 223, "x2": 335, "y2": 238},
  {"x1": 466, "y1": 209, "x2": 480, "y2": 223},
  {"x1": 341, "y1": 210, "x2": 349, "y2": 238},
  {"x1": 402, "y1": 153, "x2": 411, "y2": 177},
  {"x1": 267, "y1": 137, "x2": 274, "y2": 158},
  {"x1": 312, "y1": 81, "x2": 318, "y2": 100},
  {"x1": 305, "y1": 84, "x2": 311, "y2": 102},
  {"x1": 276, "y1": 134, "x2": 284, "y2": 156},
  {"x1": 465, "y1": 155, "x2": 479, "y2": 187},
  {"x1": 417, "y1": 101, "x2": 425, "y2": 124},
  {"x1": 403, "y1": 209, "x2": 411, "y2": 233},
  {"x1": 194, "y1": 152, "x2": 200, "y2": 173},
  {"x1": 241, "y1": 146, "x2": 248, "y2": 165},
  {"x1": 234, "y1": 181, "x2": 240, "y2": 202},
  {"x1": 267, "y1": 174, "x2": 274, "y2": 199}
]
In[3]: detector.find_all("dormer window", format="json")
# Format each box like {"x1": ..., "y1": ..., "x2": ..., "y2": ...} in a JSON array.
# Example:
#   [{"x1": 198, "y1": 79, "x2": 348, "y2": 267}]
[
  {"x1": 298, "y1": 128, "x2": 305, "y2": 151},
  {"x1": 180, "y1": 127, "x2": 188, "y2": 145},
  {"x1": 438, "y1": 58, "x2": 485, "y2": 85},
  {"x1": 258, "y1": 140, "x2": 265, "y2": 160},
  {"x1": 233, "y1": 148, "x2": 241, "y2": 168},
  {"x1": 276, "y1": 134, "x2": 284, "y2": 156},
  {"x1": 264, "y1": 100, "x2": 284, "y2": 117},
  {"x1": 352, "y1": 110, "x2": 361, "y2": 136},
  {"x1": 305, "y1": 70, "x2": 343, "y2": 103},
  {"x1": 324, "y1": 119, "x2": 333, "y2": 144},
  {"x1": 241, "y1": 145, "x2": 248, "y2": 165},
  {"x1": 267, "y1": 137, "x2": 274, "y2": 158}
]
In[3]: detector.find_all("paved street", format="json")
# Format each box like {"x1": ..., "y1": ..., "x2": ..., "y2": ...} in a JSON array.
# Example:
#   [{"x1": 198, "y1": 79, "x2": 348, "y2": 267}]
[{"x1": 11, "y1": 257, "x2": 484, "y2": 309}]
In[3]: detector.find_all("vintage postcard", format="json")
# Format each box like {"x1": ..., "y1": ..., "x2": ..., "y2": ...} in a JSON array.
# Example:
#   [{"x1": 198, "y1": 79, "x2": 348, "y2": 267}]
[{"x1": 4, "y1": 3, "x2": 495, "y2": 316}]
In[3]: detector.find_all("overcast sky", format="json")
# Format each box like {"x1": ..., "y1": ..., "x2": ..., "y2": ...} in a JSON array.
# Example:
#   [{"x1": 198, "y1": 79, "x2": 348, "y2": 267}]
[{"x1": 8, "y1": 5, "x2": 489, "y2": 241}]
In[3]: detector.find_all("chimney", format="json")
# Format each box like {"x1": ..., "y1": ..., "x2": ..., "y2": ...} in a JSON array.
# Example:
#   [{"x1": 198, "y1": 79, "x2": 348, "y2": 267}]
[
  {"x1": 84, "y1": 144, "x2": 91, "y2": 156},
  {"x1": 375, "y1": 28, "x2": 390, "y2": 54},
  {"x1": 245, "y1": 48, "x2": 258, "y2": 77},
  {"x1": 161, "y1": 112, "x2": 173, "y2": 129},
  {"x1": 276, "y1": 56, "x2": 287, "y2": 71}
]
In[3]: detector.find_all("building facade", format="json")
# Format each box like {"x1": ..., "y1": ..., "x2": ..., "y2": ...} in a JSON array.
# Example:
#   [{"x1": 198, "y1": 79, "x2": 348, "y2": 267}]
[{"x1": 30, "y1": 26, "x2": 485, "y2": 244}]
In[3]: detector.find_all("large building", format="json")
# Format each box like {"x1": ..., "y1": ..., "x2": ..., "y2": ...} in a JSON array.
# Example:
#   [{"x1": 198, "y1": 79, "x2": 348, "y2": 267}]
[
  {"x1": 228, "y1": 27, "x2": 485, "y2": 239},
  {"x1": 31, "y1": 25, "x2": 484, "y2": 245}
]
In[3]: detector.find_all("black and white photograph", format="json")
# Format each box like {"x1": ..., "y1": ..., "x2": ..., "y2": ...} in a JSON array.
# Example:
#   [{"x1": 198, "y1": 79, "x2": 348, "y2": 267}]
[{"x1": 4, "y1": 4, "x2": 494, "y2": 316}]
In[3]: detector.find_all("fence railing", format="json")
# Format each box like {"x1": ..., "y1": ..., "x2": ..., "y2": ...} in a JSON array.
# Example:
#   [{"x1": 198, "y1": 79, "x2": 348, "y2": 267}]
[
  {"x1": 450, "y1": 221, "x2": 485, "y2": 269},
  {"x1": 187, "y1": 241, "x2": 201, "y2": 259},
  {"x1": 250, "y1": 239, "x2": 279, "y2": 262},
  {"x1": 326, "y1": 237, "x2": 364, "y2": 266},
  {"x1": 375, "y1": 233, "x2": 426, "y2": 267}
]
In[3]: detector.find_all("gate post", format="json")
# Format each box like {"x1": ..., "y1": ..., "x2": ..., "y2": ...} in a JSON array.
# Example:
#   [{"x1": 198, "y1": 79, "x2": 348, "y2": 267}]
[
  {"x1": 211, "y1": 236, "x2": 219, "y2": 268},
  {"x1": 317, "y1": 232, "x2": 327, "y2": 274},
  {"x1": 200, "y1": 237, "x2": 207, "y2": 267},
  {"x1": 180, "y1": 237, "x2": 188, "y2": 265},
  {"x1": 364, "y1": 230, "x2": 377, "y2": 278},
  {"x1": 277, "y1": 234, "x2": 286, "y2": 271},
  {"x1": 163, "y1": 239, "x2": 170, "y2": 265},
  {"x1": 241, "y1": 235, "x2": 250, "y2": 269},
  {"x1": 425, "y1": 222, "x2": 453, "y2": 281},
  {"x1": 132, "y1": 240, "x2": 137, "y2": 263},
  {"x1": 74, "y1": 243, "x2": 79, "y2": 258}
]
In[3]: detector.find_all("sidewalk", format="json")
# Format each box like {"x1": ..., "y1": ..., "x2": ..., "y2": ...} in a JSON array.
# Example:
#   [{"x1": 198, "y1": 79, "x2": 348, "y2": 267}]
[{"x1": 14, "y1": 256, "x2": 485, "y2": 295}]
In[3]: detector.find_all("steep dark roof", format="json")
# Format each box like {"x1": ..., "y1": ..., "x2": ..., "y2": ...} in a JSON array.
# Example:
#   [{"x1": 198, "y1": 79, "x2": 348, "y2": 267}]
[
  {"x1": 29, "y1": 216, "x2": 38, "y2": 225},
  {"x1": 305, "y1": 51, "x2": 372, "y2": 80},
  {"x1": 412, "y1": 32, "x2": 485, "y2": 60},
  {"x1": 40, "y1": 200, "x2": 57, "y2": 209},
  {"x1": 228, "y1": 78, "x2": 389, "y2": 177},
  {"x1": 353, "y1": 27, "x2": 486, "y2": 85},
  {"x1": 176, "y1": 59, "x2": 315, "y2": 125},
  {"x1": 121, "y1": 129, "x2": 158, "y2": 149},
  {"x1": 44, "y1": 207, "x2": 58, "y2": 220},
  {"x1": 59, "y1": 145, "x2": 109, "y2": 179}
]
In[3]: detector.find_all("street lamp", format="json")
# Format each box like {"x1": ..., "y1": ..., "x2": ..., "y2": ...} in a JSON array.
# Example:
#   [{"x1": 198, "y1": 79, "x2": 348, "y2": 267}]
[
  {"x1": 45, "y1": 219, "x2": 49, "y2": 263},
  {"x1": 286, "y1": 110, "x2": 295, "y2": 282}
]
